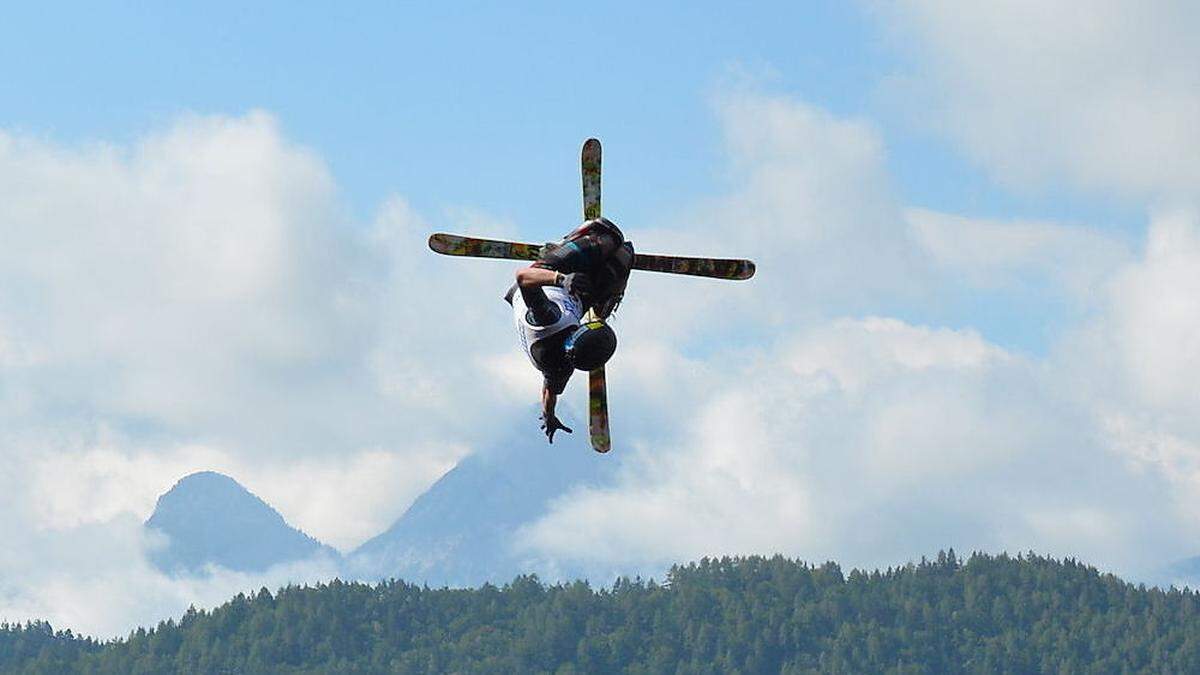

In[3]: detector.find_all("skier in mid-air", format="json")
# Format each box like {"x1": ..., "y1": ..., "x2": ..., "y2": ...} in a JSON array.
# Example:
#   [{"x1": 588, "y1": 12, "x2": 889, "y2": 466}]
[
  {"x1": 429, "y1": 137, "x2": 754, "y2": 452},
  {"x1": 504, "y1": 216, "x2": 634, "y2": 443}
]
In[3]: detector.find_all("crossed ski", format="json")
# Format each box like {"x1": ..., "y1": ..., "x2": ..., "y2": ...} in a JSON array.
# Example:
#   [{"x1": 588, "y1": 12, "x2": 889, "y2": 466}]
[{"x1": 429, "y1": 139, "x2": 756, "y2": 452}]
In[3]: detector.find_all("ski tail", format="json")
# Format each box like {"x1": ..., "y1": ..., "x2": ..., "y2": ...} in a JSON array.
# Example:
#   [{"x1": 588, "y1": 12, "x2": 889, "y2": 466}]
[
  {"x1": 582, "y1": 138, "x2": 601, "y2": 221},
  {"x1": 588, "y1": 365, "x2": 610, "y2": 453}
]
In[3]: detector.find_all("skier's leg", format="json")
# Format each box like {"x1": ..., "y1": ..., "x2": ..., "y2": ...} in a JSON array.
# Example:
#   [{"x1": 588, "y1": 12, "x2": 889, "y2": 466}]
[{"x1": 536, "y1": 229, "x2": 622, "y2": 274}]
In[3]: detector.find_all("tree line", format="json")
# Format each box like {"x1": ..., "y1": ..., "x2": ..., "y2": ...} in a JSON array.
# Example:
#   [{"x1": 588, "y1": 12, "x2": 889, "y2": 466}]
[{"x1": 4, "y1": 551, "x2": 1200, "y2": 673}]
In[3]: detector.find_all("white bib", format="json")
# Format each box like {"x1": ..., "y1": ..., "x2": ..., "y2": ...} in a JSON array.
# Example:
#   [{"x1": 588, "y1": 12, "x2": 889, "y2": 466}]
[{"x1": 512, "y1": 286, "x2": 582, "y2": 368}]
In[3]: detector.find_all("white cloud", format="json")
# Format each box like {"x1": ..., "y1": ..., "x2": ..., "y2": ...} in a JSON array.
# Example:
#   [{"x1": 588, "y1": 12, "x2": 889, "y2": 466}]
[
  {"x1": 784, "y1": 317, "x2": 1007, "y2": 393},
  {"x1": 24, "y1": 437, "x2": 458, "y2": 551},
  {"x1": 1106, "y1": 208, "x2": 1200, "y2": 415},
  {"x1": 0, "y1": 514, "x2": 340, "y2": 639},
  {"x1": 524, "y1": 313, "x2": 1190, "y2": 579},
  {"x1": 521, "y1": 76, "x2": 1200, "y2": 584},
  {"x1": 877, "y1": 0, "x2": 1200, "y2": 201},
  {"x1": 709, "y1": 91, "x2": 930, "y2": 311},
  {"x1": 0, "y1": 112, "x2": 356, "y2": 444},
  {"x1": 907, "y1": 207, "x2": 1131, "y2": 301},
  {"x1": 0, "y1": 112, "x2": 519, "y2": 634},
  {"x1": 614, "y1": 91, "x2": 932, "y2": 363},
  {"x1": 0, "y1": 112, "x2": 522, "y2": 458},
  {"x1": 1057, "y1": 208, "x2": 1200, "y2": 476}
]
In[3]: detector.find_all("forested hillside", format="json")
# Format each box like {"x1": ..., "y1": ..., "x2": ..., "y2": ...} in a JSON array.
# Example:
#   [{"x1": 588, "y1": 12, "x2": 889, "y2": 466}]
[{"x1": 4, "y1": 552, "x2": 1200, "y2": 673}]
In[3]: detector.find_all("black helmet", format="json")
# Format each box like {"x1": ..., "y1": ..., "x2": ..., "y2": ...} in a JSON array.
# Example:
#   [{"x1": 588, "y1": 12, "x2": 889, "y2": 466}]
[{"x1": 565, "y1": 319, "x2": 617, "y2": 371}]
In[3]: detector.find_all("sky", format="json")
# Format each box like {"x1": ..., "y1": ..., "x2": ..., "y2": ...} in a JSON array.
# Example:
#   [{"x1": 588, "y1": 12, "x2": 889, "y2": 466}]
[{"x1": 2, "y1": 1, "x2": 1200, "y2": 637}]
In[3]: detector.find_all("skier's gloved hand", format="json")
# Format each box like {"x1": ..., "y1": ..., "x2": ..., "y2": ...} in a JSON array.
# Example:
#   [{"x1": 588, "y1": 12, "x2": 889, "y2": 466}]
[
  {"x1": 557, "y1": 272, "x2": 591, "y2": 298},
  {"x1": 539, "y1": 413, "x2": 573, "y2": 444}
]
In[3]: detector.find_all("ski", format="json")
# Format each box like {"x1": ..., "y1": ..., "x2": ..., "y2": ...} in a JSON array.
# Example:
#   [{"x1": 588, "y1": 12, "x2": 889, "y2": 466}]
[
  {"x1": 429, "y1": 233, "x2": 756, "y2": 281},
  {"x1": 427, "y1": 233, "x2": 542, "y2": 260},
  {"x1": 582, "y1": 138, "x2": 601, "y2": 221},
  {"x1": 630, "y1": 253, "x2": 756, "y2": 280},
  {"x1": 429, "y1": 138, "x2": 758, "y2": 454},
  {"x1": 587, "y1": 349, "x2": 610, "y2": 453},
  {"x1": 581, "y1": 138, "x2": 611, "y2": 453}
]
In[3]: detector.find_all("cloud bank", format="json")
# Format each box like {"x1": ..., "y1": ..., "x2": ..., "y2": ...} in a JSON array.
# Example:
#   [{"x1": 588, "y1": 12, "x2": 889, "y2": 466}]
[
  {"x1": 876, "y1": 0, "x2": 1200, "y2": 201},
  {"x1": 520, "y1": 1, "x2": 1200, "y2": 585},
  {"x1": 0, "y1": 113, "x2": 521, "y2": 635}
]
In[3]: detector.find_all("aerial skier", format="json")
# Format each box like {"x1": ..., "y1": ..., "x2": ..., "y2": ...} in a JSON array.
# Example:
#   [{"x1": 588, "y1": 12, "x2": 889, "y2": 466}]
[
  {"x1": 504, "y1": 216, "x2": 634, "y2": 443},
  {"x1": 428, "y1": 138, "x2": 755, "y2": 453}
]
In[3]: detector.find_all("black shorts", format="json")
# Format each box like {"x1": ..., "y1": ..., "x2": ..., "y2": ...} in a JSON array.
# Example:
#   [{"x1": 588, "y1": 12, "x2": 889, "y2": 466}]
[{"x1": 533, "y1": 329, "x2": 574, "y2": 395}]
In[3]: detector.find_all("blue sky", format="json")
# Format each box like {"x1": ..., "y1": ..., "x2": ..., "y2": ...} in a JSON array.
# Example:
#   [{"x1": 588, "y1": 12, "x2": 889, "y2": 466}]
[
  {"x1": 4, "y1": 4, "x2": 860, "y2": 216},
  {"x1": 1, "y1": 3, "x2": 1136, "y2": 225},
  {"x1": 1, "y1": 2, "x2": 1144, "y2": 354},
  {"x1": 3, "y1": 2, "x2": 1200, "y2": 636}
]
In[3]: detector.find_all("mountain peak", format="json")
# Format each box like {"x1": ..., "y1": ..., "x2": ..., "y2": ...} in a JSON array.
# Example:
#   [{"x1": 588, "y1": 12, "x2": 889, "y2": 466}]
[
  {"x1": 349, "y1": 431, "x2": 616, "y2": 586},
  {"x1": 146, "y1": 470, "x2": 336, "y2": 575},
  {"x1": 175, "y1": 470, "x2": 242, "y2": 487}
]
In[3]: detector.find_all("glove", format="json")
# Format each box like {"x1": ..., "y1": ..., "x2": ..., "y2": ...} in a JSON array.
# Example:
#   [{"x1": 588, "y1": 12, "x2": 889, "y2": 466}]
[
  {"x1": 539, "y1": 413, "x2": 573, "y2": 443},
  {"x1": 558, "y1": 272, "x2": 592, "y2": 298}
]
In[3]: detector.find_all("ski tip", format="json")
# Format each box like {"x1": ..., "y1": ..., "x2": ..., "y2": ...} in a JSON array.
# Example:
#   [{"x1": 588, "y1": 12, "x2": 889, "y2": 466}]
[
  {"x1": 582, "y1": 138, "x2": 601, "y2": 155},
  {"x1": 589, "y1": 427, "x2": 611, "y2": 453},
  {"x1": 428, "y1": 233, "x2": 451, "y2": 254}
]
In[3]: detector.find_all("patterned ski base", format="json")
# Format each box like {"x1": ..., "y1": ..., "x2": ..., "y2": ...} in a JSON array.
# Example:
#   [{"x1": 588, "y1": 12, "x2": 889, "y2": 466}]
[
  {"x1": 429, "y1": 233, "x2": 755, "y2": 281},
  {"x1": 582, "y1": 138, "x2": 602, "y2": 221},
  {"x1": 587, "y1": 365, "x2": 610, "y2": 453},
  {"x1": 429, "y1": 138, "x2": 759, "y2": 454},
  {"x1": 632, "y1": 253, "x2": 756, "y2": 280},
  {"x1": 582, "y1": 139, "x2": 610, "y2": 453},
  {"x1": 428, "y1": 233, "x2": 542, "y2": 261}
]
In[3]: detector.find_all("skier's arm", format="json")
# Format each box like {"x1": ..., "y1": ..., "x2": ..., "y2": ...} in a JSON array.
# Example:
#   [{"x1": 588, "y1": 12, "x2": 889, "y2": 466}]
[
  {"x1": 516, "y1": 267, "x2": 561, "y2": 326},
  {"x1": 516, "y1": 266, "x2": 590, "y2": 297},
  {"x1": 516, "y1": 266, "x2": 561, "y2": 288},
  {"x1": 539, "y1": 385, "x2": 573, "y2": 443}
]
